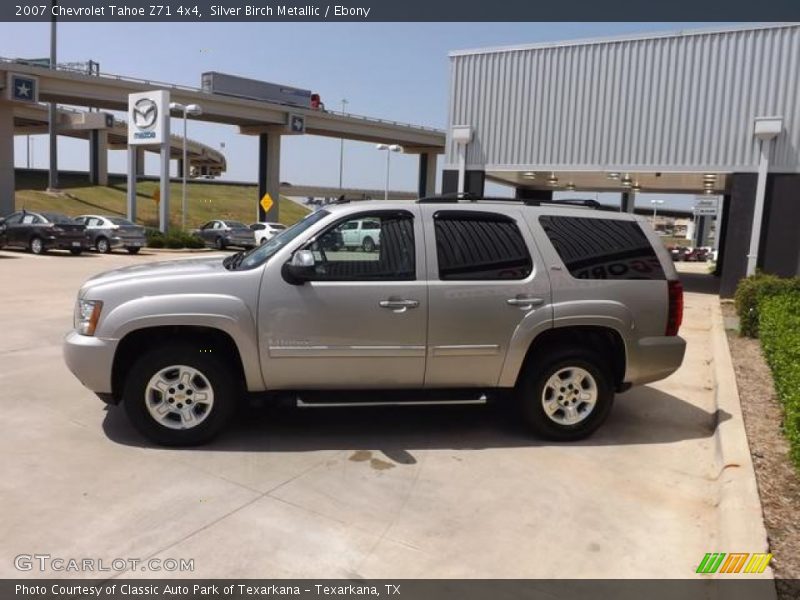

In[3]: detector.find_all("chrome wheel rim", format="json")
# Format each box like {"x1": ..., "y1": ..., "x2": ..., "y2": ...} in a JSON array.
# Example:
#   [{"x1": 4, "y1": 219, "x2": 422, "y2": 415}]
[
  {"x1": 145, "y1": 365, "x2": 214, "y2": 430},
  {"x1": 31, "y1": 238, "x2": 42, "y2": 254},
  {"x1": 541, "y1": 366, "x2": 598, "y2": 426},
  {"x1": 97, "y1": 239, "x2": 109, "y2": 253}
]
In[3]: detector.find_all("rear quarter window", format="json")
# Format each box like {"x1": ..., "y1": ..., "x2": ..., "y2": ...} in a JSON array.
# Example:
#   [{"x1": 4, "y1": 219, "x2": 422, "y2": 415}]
[{"x1": 539, "y1": 216, "x2": 665, "y2": 280}]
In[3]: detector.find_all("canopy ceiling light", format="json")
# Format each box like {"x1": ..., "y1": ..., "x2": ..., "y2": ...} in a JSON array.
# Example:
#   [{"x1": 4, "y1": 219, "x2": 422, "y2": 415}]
[
  {"x1": 547, "y1": 172, "x2": 559, "y2": 186},
  {"x1": 632, "y1": 183, "x2": 641, "y2": 192},
  {"x1": 523, "y1": 171, "x2": 536, "y2": 179},
  {"x1": 607, "y1": 172, "x2": 621, "y2": 180},
  {"x1": 620, "y1": 174, "x2": 632, "y2": 186},
  {"x1": 565, "y1": 183, "x2": 576, "y2": 191},
  {"x1": 703, "y1": 173, "x2": 716, "y2": 182}
]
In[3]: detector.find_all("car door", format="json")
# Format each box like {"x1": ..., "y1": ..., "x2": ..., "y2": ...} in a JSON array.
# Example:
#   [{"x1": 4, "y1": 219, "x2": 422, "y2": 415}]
[
  {"x1": 259, "y1": 207, "x2": 427, "y2": 389},
  {"x1": 198, "y1": 222, "x2": 215, "y2": 244},
  {"x1": 18, "y1": 213, "x2": 40, "y2": 246},
  {"x1": 422, "y1": 205, "x2": 552, "y2": 388}
]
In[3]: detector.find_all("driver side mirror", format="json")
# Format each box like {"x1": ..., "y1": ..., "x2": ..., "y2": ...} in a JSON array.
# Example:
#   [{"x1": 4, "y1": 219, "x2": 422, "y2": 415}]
[{"x1": 282, "y1": 249, "x2": 316, "y2": 285}]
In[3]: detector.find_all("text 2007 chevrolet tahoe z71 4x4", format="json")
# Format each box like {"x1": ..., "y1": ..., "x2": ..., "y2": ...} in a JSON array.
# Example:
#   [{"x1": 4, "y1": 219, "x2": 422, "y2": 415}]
[{"x1": 64, "y1": 197, "x2": 685, "y2": 446}]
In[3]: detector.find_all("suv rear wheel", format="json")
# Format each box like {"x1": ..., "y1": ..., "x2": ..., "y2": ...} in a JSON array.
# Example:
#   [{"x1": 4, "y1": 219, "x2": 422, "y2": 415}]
[
  {"x1": 122, "y1": 344, "x2": 237, "y2": 446},
  {"x1": 518, "y1": 349, "x2": 614, "y2": 441}
]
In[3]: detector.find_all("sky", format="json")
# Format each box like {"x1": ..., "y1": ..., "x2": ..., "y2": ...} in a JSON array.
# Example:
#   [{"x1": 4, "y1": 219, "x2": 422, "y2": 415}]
[{"x1": 2, "y1": 21, "x2": 729, "y2": 208}]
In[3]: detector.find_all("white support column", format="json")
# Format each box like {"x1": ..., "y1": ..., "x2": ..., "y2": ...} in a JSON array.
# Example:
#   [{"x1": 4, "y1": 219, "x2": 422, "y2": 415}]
[
  {"x1": 746, "y1": 141, "x2": 770, "y2": 276},
  {"x1": 126, "y1": 146, "x2": 137, "y2": 222},
  {"x1": 0, "y1": 102, "x2": 15, "y2": 216},
  {"x1": 159, "y1": 144, "x2": 170, "y2": 233},
  {"x1": 748, "y1": 116, "x2": 783, "y2": 277}
]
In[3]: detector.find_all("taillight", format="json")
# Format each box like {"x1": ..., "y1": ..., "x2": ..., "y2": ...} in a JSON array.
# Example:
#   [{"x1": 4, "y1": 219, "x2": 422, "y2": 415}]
[{"x1": 666, "y1": 280, "x2": 683, "y2": 336}]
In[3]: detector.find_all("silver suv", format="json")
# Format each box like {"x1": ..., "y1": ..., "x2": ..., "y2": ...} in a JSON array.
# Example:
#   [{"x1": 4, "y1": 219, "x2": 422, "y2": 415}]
[{"x1": 63, "y1": 197, "x2": 686, "y2": 446}]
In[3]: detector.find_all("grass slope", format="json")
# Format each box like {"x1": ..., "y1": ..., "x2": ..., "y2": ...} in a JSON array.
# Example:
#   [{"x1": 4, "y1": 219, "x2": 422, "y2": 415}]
[{"x1": 14, "y1": 171, "x2": 309, "y2": 229}]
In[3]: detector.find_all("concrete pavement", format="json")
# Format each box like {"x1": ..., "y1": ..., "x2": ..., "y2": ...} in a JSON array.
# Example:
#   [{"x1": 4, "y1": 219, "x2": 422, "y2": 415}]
[{"x1": 0, "y1": 250, "x2": 768, "y2": 579}]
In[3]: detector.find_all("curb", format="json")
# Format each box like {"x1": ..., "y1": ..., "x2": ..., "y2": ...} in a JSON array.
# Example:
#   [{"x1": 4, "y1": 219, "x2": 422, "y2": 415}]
[
  {"x1": 143, "y1": 247, "x2": 214, "y2": 254},
  {"x1": 709, "y1": 299, "x2": 775, "y2": 586}
]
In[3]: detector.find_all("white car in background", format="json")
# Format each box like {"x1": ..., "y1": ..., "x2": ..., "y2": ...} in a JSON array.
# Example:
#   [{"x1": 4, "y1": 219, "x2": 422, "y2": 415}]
[{"x1": 250, "y1": 222, "x2": 287, "y2": 245}]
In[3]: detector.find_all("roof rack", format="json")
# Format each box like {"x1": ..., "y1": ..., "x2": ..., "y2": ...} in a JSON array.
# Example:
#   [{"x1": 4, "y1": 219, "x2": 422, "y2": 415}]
[{"x1": 417, "y1": 193, "x2": 600, "y2": 208}]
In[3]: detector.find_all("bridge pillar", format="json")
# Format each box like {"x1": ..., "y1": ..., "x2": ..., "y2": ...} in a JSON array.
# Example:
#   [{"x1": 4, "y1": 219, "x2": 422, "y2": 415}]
[
  {"x1": 89, "y1": 130, "x2": 108, "y2": 186},
  {"x1": 418, "y1": 153, "x2": 437, "y2": 198},
  {"x1": 621, "y1": 192, "x2": 635, "y2": 212},
  {"x1": 0, "y1": 102, "x2": 14, "y2": 216},
  {"x1": 515, "y1": 188, "x2": 552, "y2": 201},
  {"x1": 135, "y1": 147, "x2": 146, "y2": 176},
  {"x1": 258, "y1": 131, "x2": 281, "y2": 222}
]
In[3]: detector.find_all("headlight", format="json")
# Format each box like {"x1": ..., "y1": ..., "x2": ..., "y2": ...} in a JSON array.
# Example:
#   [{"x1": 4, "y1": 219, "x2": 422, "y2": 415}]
[{"x1": 74, "y1": 299, "x2": 103, "y2": 336}]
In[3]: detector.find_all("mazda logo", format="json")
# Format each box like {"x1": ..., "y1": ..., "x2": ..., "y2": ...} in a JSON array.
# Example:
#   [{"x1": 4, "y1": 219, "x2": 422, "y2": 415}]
[{"x1": 132, "y1": 98, "x2": 158, "y2": 130}]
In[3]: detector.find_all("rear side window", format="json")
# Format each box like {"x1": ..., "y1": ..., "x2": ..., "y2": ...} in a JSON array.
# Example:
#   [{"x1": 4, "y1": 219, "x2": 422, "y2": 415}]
[
  {"x1": 434, "y1": 211, "x2": 532, "y2": 280},
  {"x1": 539, "y1": 216, "x2": 665, "y2": 280}
]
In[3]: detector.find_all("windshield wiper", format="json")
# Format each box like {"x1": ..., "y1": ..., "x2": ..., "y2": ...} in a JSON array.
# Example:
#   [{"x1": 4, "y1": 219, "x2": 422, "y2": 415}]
[{"x1": 223, "y1": 250, "x2": 247, "y2": 270}]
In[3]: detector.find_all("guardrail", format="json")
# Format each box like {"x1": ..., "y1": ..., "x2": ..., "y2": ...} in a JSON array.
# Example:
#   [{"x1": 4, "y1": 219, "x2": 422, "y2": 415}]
[{"x1": 1, "y1": 57, "x2": 445, "y2": 135}]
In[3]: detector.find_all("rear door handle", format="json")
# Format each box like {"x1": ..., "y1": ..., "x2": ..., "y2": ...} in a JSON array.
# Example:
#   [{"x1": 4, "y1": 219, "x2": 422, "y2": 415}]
[
  {"x1": 507, "y1": 296, "x2": 544, "y2": 309},
  {"x1": 379, "y1": 298, "x2": 419, "y2": 313}
]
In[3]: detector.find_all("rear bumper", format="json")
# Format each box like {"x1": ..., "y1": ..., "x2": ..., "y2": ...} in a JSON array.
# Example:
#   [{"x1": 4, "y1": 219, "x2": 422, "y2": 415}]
[
  {"x1": 63, "y1": 330, "x2": 117, "y2": 395},
  {"x1": 625, "y1": 335, "x2": 686, "y2": 386},
  {"x1": 45, "y1": 238, "x2": 90, "y2": 250}
]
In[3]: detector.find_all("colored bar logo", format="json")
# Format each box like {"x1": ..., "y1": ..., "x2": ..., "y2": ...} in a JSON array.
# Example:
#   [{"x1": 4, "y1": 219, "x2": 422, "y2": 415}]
[{"x1": 697, "y1": 553, "x2": 772, "y2": 574}]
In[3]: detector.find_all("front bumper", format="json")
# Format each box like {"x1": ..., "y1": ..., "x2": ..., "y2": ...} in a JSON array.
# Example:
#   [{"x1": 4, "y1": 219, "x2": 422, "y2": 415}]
[
  {"x1": 625, "y1": 335, "x2": 687, "y2": 386},
  {"x1": 63, "y1": 330, "x2": 118, "y2": 395}
]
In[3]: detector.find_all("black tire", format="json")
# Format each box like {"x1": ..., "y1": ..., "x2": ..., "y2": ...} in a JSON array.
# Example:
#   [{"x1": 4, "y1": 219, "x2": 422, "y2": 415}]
[
  {"x1": 517, "y1": 348, "x2": 614, "y2": 441},
  {"x1": 214, "y1": 236, "x2": 226, "y2": 250},
  {"x1": 122, "y1": 343, "x2": 238, "y2": 446},
  {"x1": 362, "y1": 237, "x2": 375, "y2": 252},
  {"x1": 29, "y1": 236, "x2": 46, "y2": 255},
  {"x1": 69, "y1": 248, "x2": 83, "y2": 256},
  {"x1": 126, "y1": 247, "x2": 141, "y2": 255},
  {"x1": 259, "y1": 237, "x2": 267, "y2": 245},
  {"x1": 96, "y1": 237, "x2": 111, "y2": 254}
]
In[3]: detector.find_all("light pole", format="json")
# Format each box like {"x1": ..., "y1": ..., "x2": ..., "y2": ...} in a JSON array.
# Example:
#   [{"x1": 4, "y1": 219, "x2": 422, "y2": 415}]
[
  {"x1": 376, "y1": 144, "x2": 402, "y2": 200},
  {"x1": 338, "y1": 99, "x2": 348, "y2": 188},
  {"x1": 650, "y1": 199, "x2": 665, "y2": 229},
  {"x1": 170, "y1": 102, "x2": 203, "y2": 230}
]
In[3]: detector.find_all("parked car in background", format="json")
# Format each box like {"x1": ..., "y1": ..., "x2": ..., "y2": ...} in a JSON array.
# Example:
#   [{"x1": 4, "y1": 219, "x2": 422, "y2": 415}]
[
  {"x1": 194, "y1": 220, "x2": 256, "y2": 250},
  {"x1": 669, "y1": 246, "x2": 690, "y2": 262},
  {"x1": 0, "y1": 210, "x2": 88, "y2": 255},
  {"x1": 685, "y1": 247, "x2": 709, "y2": 262},
  {"x1": 339, "y1": 218, "x2": 381, "y2": 252},
  {"x1": 74, "y1": 215, "x2": 147, "y2": 254},
  {"x1": 249, "y1": 222, "x2": 287, "y2": 245}
]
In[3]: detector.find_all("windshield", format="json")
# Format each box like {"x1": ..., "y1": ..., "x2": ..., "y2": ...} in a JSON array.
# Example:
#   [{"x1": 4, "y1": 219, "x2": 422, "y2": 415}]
[
  {"x1": 235, "y1": 209, "x2": 330, "y2": 270},
  {"x1": 224, "y1": 221, "x2": 247, "y2": 228},
  {"x1": 109, "y1": 217, "x2": 136, "y2": 226}
]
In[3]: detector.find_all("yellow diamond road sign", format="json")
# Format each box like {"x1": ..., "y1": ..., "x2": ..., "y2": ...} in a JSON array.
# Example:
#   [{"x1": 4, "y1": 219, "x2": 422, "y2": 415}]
[{"x1": 260, "y1": 193, "x2": 274, "y2": 214}]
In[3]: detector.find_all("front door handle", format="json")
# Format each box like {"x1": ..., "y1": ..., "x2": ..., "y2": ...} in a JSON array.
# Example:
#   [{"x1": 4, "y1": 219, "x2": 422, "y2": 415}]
[
  {"x1": 379, "y1": 298, "x2": 419, "y2": 313},
  {"x1": 507, "y1": 296, "x2": 544, "y2": 309}
]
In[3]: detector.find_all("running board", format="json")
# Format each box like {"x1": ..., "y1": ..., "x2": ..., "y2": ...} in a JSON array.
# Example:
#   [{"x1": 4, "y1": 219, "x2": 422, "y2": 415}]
[{"x1": 297, "y1": 394, "x2": 488, "y2": 408}]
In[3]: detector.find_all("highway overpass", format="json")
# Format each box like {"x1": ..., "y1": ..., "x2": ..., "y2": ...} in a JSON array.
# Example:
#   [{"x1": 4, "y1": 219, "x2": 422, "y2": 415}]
[{"x1": 0, "y1": 59, "x2": 446, "y2": 220}]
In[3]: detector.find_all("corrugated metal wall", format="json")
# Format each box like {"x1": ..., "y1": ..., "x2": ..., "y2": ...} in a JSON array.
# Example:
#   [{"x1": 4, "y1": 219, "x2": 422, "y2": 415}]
[{"x1": 447, "y1": 25, "x2": 800, "y2": 172}]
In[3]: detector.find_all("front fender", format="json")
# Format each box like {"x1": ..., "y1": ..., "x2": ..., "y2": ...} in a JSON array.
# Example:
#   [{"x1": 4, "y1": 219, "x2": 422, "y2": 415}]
[{"x1": 99, "y1": 294, "x2": 265, "y2": 391}]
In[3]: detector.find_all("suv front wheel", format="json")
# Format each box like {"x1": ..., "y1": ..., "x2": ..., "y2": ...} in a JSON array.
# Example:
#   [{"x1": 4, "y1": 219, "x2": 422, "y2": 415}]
[
  {"x1": 122, "y1": 344, "x2": 237, "y2": 446},
  {"x1": 518, "y1": 349, "x2": 614, "y2": 441}
]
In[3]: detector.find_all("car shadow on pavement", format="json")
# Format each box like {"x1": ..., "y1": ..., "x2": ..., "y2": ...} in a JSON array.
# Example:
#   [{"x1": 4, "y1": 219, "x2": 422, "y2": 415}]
[
  {"x1": 102, "y1": 385, "x2": 730, "y2": 455},
  {"x1": 679, "y1": 271, "x2": 721, "y2": 295}
]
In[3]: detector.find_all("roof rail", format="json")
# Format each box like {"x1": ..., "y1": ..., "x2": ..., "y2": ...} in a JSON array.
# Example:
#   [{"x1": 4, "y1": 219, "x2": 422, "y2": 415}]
[{"x1": 417, "y1": 194, "x2": 600, "y2": 208}]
